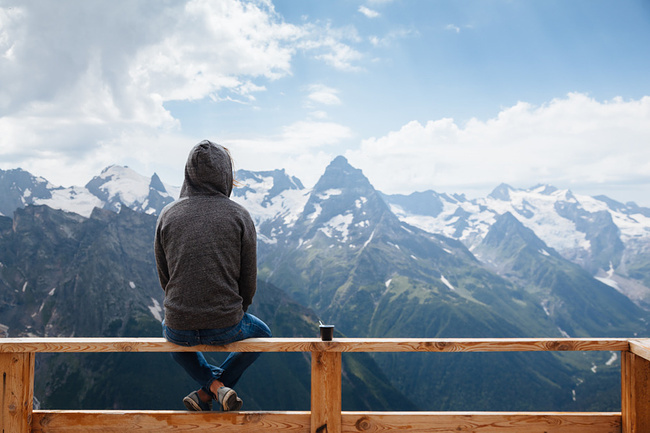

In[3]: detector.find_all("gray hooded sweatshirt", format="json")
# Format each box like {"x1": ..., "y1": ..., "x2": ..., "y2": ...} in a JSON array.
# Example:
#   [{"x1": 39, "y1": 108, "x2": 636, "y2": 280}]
[{"x1": 154, "y1": 140, "x2": 257, "y2": 330}]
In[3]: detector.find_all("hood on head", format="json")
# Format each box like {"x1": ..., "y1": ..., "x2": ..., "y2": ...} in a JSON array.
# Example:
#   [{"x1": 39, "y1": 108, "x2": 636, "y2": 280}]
[{"x1": 180, "y1": 140, "x2": 234, "y2": 198}]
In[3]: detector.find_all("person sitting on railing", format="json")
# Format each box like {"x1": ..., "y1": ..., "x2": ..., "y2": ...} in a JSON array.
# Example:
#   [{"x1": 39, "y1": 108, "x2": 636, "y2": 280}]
[{"x1": 154, "y1": 140, "x2": 272, "y2": 412}]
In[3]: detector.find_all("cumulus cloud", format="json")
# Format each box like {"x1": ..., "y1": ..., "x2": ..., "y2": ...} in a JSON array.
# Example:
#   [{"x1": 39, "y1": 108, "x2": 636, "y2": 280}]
[
  {"x1": 346, "y1": 93, "x2": 650, "y2": 203},
  {"x1": 0, "y1": 0, "x2": 365, "y2": 187}
]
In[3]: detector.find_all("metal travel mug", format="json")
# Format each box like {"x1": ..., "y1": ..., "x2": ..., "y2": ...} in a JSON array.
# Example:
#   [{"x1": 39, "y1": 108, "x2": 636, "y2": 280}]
[{"x1": 319, "y1": 322, "x2": 334, "y2": 341}]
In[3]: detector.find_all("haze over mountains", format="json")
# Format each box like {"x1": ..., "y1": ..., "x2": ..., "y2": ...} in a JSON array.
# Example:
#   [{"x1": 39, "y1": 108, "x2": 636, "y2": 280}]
[{"x1": 0, "y1": 157, "x2": 648, "y2": 411}]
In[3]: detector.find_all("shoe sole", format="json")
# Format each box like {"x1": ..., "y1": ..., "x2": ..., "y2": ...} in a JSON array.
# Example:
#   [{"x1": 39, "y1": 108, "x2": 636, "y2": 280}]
[
  {"x1": 220, "y1": 388, "x2": 243, "y2": 411},
  {"x1": 183, "y1": 396, "x2": 202, "y2": 411}
]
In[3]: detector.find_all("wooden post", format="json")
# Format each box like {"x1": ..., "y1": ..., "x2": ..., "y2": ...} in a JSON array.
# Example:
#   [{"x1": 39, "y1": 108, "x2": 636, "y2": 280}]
[
  {"x1": 311, "y1": 351, "x2": 341, "y2": 433},
  {"x1": 1, "y1": 352, "x2": 34, "y2": 433},
  {"x1": 622, "y1": 350, "x2": 650, "y2": 433}
]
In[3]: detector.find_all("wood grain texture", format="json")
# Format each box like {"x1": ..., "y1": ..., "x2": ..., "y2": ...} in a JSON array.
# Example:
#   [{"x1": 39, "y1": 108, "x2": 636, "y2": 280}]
[
  {"x1": 341, "y1": 412, "x2": 622, "y2": 433},
  {"x1": 29, "y1": 411, "x2": 621, "y2": 433},
  {"x1": 629, "y1": 339, "x2": 650, "y2": 362},
  {"x1": 1, "y1": 352, "x2": 34, "y2": 433},
  {"x1": 622, "y1": 350, "x2": 650, "y2": 433},
  {"x1": 311, "y1": 352, "x2": 342, "y2": 433},
  {"x1": 32, "y1": 411, "x2": 311, "y2": 432},
  {"x1": 0, "y1": 337, "x2": 631, "y2": 354}
]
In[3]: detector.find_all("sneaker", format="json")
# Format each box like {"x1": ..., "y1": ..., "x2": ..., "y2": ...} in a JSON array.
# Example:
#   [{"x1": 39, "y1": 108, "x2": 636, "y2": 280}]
[
  {"x1": 217, "y1": 386, "x2": 243, "y2": 411},
  {"x1": 183, "y1": 390, "x2": 213, "y2": 411}
]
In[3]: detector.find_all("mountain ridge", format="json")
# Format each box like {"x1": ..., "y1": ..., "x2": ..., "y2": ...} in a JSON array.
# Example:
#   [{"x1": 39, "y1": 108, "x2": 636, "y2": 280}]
[
  {"x1": 2, "y1": 160, "x2": 650, "y2": 311},
  {"x1": 2, "y1": 158, "x2": 649, "y2": 411}
]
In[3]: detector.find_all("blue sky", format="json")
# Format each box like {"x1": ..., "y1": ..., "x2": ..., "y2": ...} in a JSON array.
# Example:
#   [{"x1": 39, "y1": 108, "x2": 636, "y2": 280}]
[{"x1": 1, "y1": 0, "x2": 650, "y2": 204}]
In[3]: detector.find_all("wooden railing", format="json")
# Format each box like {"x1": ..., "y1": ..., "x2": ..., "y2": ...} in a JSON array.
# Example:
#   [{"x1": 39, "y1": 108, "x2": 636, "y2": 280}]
[{"x1": 1, "y1": 337, "x2": 649, "y2": 432}]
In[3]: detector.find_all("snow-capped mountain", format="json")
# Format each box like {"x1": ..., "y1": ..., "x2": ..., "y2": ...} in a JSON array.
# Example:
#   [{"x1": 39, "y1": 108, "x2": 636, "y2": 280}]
[
  {"x1": 0, "y1": 166, "x2": 179, "y2": 218},
  {"x1": 3, "y1": 159, "x2": 650, "y2": 309},
  {"x1": 382, "y1": 183, "x2": 650, "y2": 308},
  {"x1": 232, "y1": 169, "x2": 309, "y2": 246}
]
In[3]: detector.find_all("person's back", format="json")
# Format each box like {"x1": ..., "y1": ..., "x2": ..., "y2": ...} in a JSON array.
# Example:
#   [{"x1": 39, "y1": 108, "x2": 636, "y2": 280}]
[
  {"x1": 155, "y1": 140, "x2": 271, "y2": 412},
  {"x1": 157, "y1": 192, "x2": 257, "y2": 330}
]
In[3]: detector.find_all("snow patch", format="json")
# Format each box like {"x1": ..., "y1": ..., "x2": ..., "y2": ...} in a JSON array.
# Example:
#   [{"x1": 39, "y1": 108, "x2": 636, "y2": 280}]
[
  {"x1": 148, "y1": 297, "x2": 163, "y2": 322},
  {"x1": 440, "y1": 275, "x2": 455, "y2": 291},
  {"x1": 362, "y1": 229, "x2": 376, "y2": 249},
  {"x1": 606, "y1": 351, "x2": 618, "y2": 366},
  {"x1": 95, "y1": 166, "x2": 151, "y2": 206},
  {"x1": 34, "y1": 186, "x2": 103, "y2": 218},
  {"x1": 317, "y1": 189, "x2": 343, "y2": 200},
  {"x1": 307, "y1": 204, "x2": 322, "y2": 222},
  {"x1": 233, "y1": 181, "x2": 308, "y2": 229},
  {"x1": 259, "y1": 234, "x2": 277, "y2": 244},
  {"x1": 595, "y1": 276, "x2": 620, "y2": 290},
  {"x1": 319, "y1": 213, "x2": 353, "y2": 242}
]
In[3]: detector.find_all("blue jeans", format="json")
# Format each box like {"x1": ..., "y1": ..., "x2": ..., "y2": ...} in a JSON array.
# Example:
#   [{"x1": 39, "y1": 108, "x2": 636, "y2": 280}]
[{"x1": 162, "y1": 313, "x2": 272, "y2": 397}]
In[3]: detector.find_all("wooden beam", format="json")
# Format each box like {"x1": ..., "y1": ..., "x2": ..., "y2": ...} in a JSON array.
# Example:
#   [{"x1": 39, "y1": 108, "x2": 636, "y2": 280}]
[
  {"x1": 622, "y1": 350, "x2": 650, "y2": 433},
  {"x1": 32, "y1": 411, "x2": 310, "y2": 432},
  {"x1": 0, "y1": 337, "x2": 630, "y2": 354},
  {"x1": 1, "y1": 352, "x2": 34, "y2": 433},
  {"x1": 311, "y1": 352, "x2": 342, "y2": 433},
  {"x1": 629, "y1": 339, "x2": 650, "y2": 362},
  {"x1": 30, "y1": 411, "x2": 621, "y2": 433},
  {"x1": 341, "y1": 412, "x2": 621, "y2": 432}
]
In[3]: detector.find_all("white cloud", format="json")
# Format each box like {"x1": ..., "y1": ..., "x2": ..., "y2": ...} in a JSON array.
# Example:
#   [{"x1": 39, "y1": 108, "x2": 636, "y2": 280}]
[
  {"x1": 359, "y1": 6, "x2": 380, "y2": 19},
  {"x1": 307, "y1": 84, "x2": 341, "y2": 106},
  {"x1": 298, "y1": 23, "x2": 364, "y2": 72},
  {"x1": 0, "y1": 0, "x2": 364, "y2": 187},
  {"x1": 346, "y1": 93, "x2": 650, "y2": 204}
]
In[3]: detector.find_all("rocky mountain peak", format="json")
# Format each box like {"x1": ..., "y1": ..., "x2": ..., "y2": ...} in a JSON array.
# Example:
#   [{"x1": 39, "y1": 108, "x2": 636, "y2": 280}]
[
  {"x1": 149, "y1": 173, "x2": 167, "y2": 193},
  {"x1": 481, "y1": 211, "x2": 553, "y2": 256},
  {"x1": 488, "y1": 183, "x2": 514, "y2": 201},
  {"x1": 312, "y1": 155, "x2": 370, "y2": 193}
]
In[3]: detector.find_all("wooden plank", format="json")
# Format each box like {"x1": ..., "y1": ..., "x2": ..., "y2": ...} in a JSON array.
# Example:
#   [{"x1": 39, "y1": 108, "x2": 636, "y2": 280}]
[
  {"x1": 622, "y1": 350, "x2": 650, "y2": 433},
  {"x1": 1, "y1": 352, "x2": 34, "y2": 433},
  {"x1": 622, "y1": 351, "x2": 632, "y2": 432},
  {"x1": 341, "y1": 412, "x2": 622, "y2": 433},
  {"x1": 629, "y1": 339, "x2": 650, "y2": 362},
  {"x1": 311, "y1": 352, "x2": 341, "y2": 433},
  {"x1": 32, "y1": 411, "x2": 310, "y2": 432},
  {"x1": 30, "y1": 411, "x2": 621, "y2": 433},
  {"x1": 0, "y1": 337, "x2": 630, "y2": 354}
]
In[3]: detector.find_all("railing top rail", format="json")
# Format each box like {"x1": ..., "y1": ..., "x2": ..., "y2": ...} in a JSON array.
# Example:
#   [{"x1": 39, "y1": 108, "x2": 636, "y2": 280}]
[
  {"x1": 630, "y1": 339, "x2": 650, "y2": 361},
  {"x1": 0, "y1": 337, "x2": 637, "y2": 354}
]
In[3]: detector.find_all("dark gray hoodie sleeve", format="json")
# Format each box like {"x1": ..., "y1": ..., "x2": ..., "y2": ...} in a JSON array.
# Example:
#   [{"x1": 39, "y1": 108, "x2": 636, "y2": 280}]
[{"x1": 239, "y1": 213, "x2": 257, "y2": 312}]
